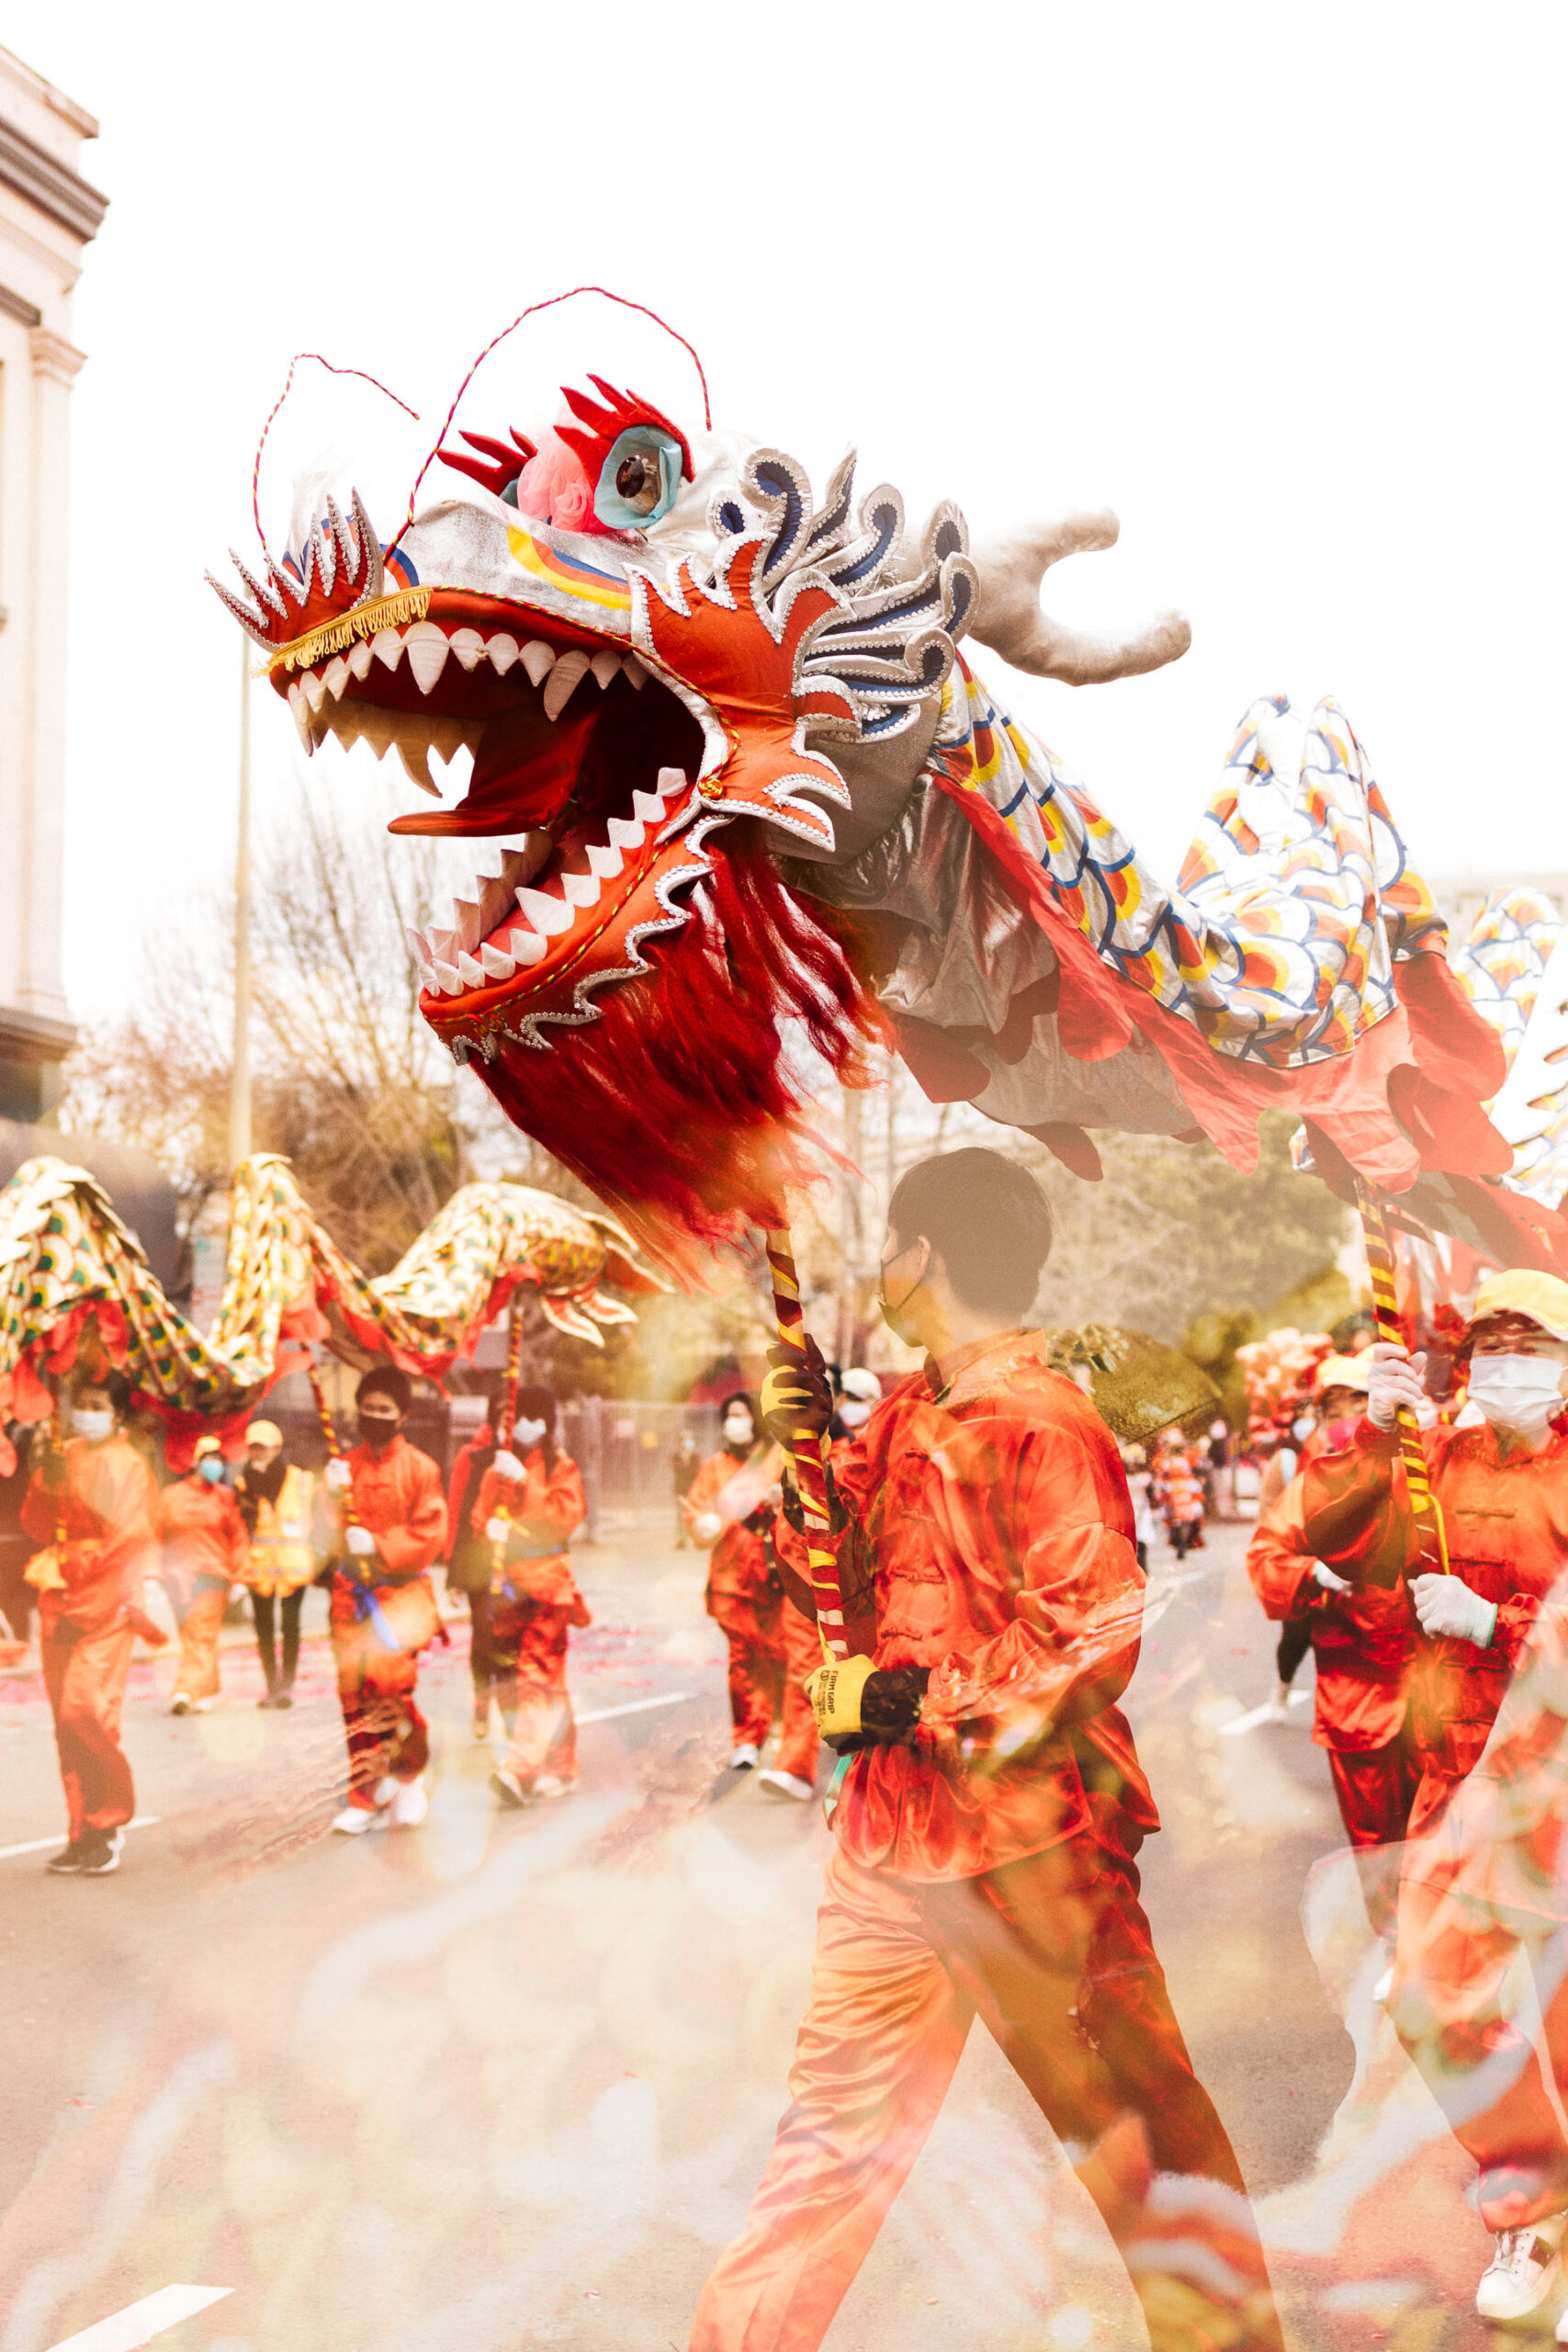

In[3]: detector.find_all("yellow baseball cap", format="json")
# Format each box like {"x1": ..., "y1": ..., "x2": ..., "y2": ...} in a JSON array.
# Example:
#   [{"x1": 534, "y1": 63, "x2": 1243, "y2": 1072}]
[
  {"x1": 194, "y1": 1433, "x2": 223, "y2": 1460},
  {"x1": 1470, "y1": 1270, "x2": 1568, "y2": 1342},
  {"x1": 244, "y1": 1419, "x2": 283, "y2": 1446},
  {"x1": 1314, "y1": 1352, "x2": 1372, "y2": 1395}
]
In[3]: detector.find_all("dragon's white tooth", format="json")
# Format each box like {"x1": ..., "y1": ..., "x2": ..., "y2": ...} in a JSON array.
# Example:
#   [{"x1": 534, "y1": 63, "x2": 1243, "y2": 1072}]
[
  {"x1": 605, "y1": 815, "x2": 645, "y2": 853},
  {"x1": 396, "y1": 740, "x2": 442, "y2": 797},
  {"x1": 515, "y1": 886, "x2": 575, "y2": 937},
  {"x1": 457, "y1": 950, "x2": 486, "y2": 987},
  {"x1": 403, "y1": 620, "x2": 451, "y2": 694},
  {"x1": 520, "y1": 639, "x2": 557, "y2": 687},
  {"x1": 288, "y1": 683, "x2": 313, "y2": 752},
  {"x1": 542, "y1": 647, "x2": 592, "y2": 720},
  {"x1": 406, "y1": 926, "x2": 435, "y2": 971},
  {"x1": 656, "y1": 766, "x2": 688, "y2": 798},
  {"x1": 479, "y1": 942, "x2": 516, "y2": 980},
  {"x1": 323, "y1": 655, "x2": 351, "y2": 700},
  {"x1": 371, "y1": 628, "x2": 405, "y2": 671},
  {"x1": 508, "y1": 928, "x2": 548, "y2": 967},
  {"x1": 589, "y1": 648, "x2": 622, "y2": 691},
  {"x1": 559, "y1": 870, "x2": 601, "y2": 910},
  {"x1": 449, "y1": 627, "x2": 487, "y2": 672},
  {"x1": 347, "y1": 637, "x2": 374, "y2": 680},
  {"x1": 622, "y1": 653, "x2": 649, "y2": 690},
  {"x1": 486, "y1": 632, "x2": 520, "y2": 676},
  {"x1": 452, "y1": 898, "x2": 483, "y2": 953},
  {"x1": 301, "y1": 669, "x2": 329, "y2": 714},
  {"x1": 631, "y1": 787, "x2": 668, "y2": 823},
  {"x1": 433, "y1": 960, "x2": 464, "y2": 997},
  {"x1": 429, "y1": 927, "x2": 457, "y2": 960},
  {"x1": 585, "y1": 841, "x2": 624, "y2": 881}
]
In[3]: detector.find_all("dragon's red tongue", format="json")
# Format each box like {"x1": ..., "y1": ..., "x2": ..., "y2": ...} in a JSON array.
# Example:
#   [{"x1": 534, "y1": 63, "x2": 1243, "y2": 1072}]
[{"x1": 388, "y1": 698, "x2": 600, "y2": 837}]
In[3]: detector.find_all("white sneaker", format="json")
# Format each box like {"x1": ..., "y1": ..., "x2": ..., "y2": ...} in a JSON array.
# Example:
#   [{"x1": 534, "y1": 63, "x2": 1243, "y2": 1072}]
[
  {"x1": 491, "y1": 1768, "x2": 529, "y2": 1809},
  {"x1": 190, "y1": 1695, "x2": 217, "y2": 1713},
  {"x1": 730, "y1": 1744, "x2": 761, "y2": 1770},
  {"x1": 757, "y1": 1769, "x2": 814, "y2": 1801},
  {"x1": 1477, "y1": 2226, "x2": 1562, "y2": 2319},
  {"x1": 388, "y1": 1775, "x2": 429, "y2": 1828},
  {"x1": 372, "y1": 1775, "x2": 400, "y2": 1809},
  {"x1": 331, "y1": 1804, "x2": 378, "y2": 1836},
  {"x1": 532, "y1": 1774, "x2": 575, "y2": 1799},
  {"x1": 1265, "y1": 1682, "x2": 1293, "y2": 1724}
]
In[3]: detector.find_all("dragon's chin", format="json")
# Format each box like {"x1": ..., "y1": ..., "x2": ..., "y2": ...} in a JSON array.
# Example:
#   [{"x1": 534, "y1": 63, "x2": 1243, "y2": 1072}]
[{"x1": 469, "y1": 841, "x2": 887, "y2": 1270}]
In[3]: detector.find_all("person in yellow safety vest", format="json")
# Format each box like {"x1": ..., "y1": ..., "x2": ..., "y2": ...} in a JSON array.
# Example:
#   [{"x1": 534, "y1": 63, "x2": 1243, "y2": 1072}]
[{"x1": 234, "y1": 1420, "x2": 320, "y2": 1710}]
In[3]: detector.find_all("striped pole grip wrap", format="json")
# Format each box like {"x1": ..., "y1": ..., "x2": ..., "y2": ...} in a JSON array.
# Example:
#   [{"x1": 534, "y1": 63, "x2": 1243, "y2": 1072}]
[
  {"x1": 764, "y1": 1227, "x2": 849, "y2": 1663},
  {"x1": 1354, "y1": 1178, "x2": 1449, "y2": 1573},
  {"x1": 307, "y1": 1360, "x2": 360, "y2": 1532}
]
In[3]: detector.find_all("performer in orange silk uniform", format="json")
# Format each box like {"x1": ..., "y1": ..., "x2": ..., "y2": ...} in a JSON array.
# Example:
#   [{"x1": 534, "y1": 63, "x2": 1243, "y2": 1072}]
[
  {"x1": 325, "y1": 1366, "x2": 447, "y2": 1836},
  {"x1": 1303, "y1": 1271, "x2": 1568, "y2": 2322},
  {"x1": 685, "y1": 1395, "x2": 784, "y2": 1770},
  {"x1": 469, "y1": 1385, "x2": 590, "y2": 1806},
  {"x1": 155, "y1": 1434, "x2": 249, "y2": 1714},
  {"x1": 22, "y1": 1375, "x2": 161, "y2": 1875},
  {"x1": 691, "y1": 1150, "x2": 1280, "y2": 2352},
  {"x1": 1246, "y1": 1470, "x2": 1416, "y2": 1933}
]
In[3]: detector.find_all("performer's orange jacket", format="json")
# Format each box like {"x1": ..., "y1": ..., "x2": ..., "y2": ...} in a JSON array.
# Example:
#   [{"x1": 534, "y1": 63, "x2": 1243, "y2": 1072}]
[
  {"x1": 685, "y1": 1446, "x2": 784, "y2": 1635},
  {"x1": 1247, "y1": 1473, "x2": 1416, "y2": 1754},
  {"x1": 1303, "y1": 1414, "x2": 1568, "y2": 1826},
  {"x1": 471, "y1": 1449, "x2": 588, "y2": 1615},
  {"x1": 818, "y1": 1330, "x2": 1155, "y2": 1881},
  {"x1": 22, "y1": 1434, "x2": 159, "y2": 1635},
  {"x1": 155, "y1": 1476, "x2": 249, "y2": 1610},
  {"x1": 328, "y1": 1434, "x2": 447, "y2": 1630}
]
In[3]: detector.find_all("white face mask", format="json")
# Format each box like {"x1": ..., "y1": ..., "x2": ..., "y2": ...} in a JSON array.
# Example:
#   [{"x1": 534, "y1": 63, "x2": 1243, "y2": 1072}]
[
  {"x1": 722, "y1": 1416, "x2": 754, "y2": 1447},
  {"x1": 73, "y1": 1410, "x2": 112, "y2": 1443},
  {"x1": 839, "y1": 1399, "x2": 871, "y2": 1430},
  {"x1": 1467, "y1": 1353, "x2": 1566, "y2": 1438},
  {"x1": 512, "y1": 1417, "x2": 547, "y2": 1450}
]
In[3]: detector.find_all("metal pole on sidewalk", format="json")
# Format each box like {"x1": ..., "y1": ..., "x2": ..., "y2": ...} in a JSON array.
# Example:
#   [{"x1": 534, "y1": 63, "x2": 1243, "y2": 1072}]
[{"x1": 230, "y1": 632, "x2": 253, "y2": 1168}]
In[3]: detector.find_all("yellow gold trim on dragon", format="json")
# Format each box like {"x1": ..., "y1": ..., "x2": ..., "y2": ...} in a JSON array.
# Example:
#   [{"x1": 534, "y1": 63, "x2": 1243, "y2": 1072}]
[{"x1": 259, "y1": 586, "x2": 434, "y2": 677}]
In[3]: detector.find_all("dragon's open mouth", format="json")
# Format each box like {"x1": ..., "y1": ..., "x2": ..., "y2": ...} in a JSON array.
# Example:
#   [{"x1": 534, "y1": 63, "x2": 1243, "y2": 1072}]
[{"x1": 279, "y1": 594, "x2": 710, "y2": 1022}]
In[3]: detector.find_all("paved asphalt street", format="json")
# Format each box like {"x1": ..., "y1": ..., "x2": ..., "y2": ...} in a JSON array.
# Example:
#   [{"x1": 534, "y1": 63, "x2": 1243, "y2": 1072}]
[{"x1": 0, "y1": 1514, "x2": 1504, "y2": 2352}]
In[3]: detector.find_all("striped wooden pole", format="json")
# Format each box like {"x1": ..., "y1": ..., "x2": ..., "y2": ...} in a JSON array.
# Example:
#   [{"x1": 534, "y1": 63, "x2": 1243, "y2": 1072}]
[
  {"x1": 764, "y1": 1227, "x2": 848, "y2": 1663},
  {"x1": 308, "y1": 1360, "x2": 359, "y2": 1533},
  {"x1": 1355, "y1": 1178, "x2": 1448, "y2": 1572}
]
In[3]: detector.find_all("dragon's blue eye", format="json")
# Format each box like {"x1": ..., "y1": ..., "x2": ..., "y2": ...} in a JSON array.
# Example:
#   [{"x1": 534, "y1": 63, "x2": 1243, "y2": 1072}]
[{"x1": 593, "y1": 427, "x2": 682, "y2": 531}]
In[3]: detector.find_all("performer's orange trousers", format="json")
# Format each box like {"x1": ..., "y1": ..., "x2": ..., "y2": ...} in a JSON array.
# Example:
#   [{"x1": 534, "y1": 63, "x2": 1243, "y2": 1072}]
[
  {"x1": 333, "y1": 1631, "x2": 429, "y2": 1808},
  {"x1": 1394, "y1": 1855, "x2": 1568, "y2": 2232},
  {"x1": 41, "y1": 1620, "x2": 135, "y2": 1838},
  {"x1": 690, "y1": 1815, "x2": 1278, "y2": 2352},
  {"x1": 170, "y1": 1585, "x2": 226, "y2": 1702},
  {"x1": 718, "y1": 1599, "x2": 821, "y2": 1779},
  {"x1": 496, "y1": 1603, "x2": 579, "y2": 1788},
  {"x1": 773, "y1": 1598, "x2": 821, "y2": 1785},
  {"x1": 1326, "y1": 1723, "x2": 1419, "y2": 1937}
]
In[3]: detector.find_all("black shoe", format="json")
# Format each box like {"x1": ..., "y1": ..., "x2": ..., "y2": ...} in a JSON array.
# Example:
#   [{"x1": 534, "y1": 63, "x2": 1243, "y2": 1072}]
[
  {"x1": 273, "y1": 1690, "x2": 294, "y2": 1709},
  {"x1": 46, "y1": 1839, "x2": 85, "y2": 1873},
  {"x1": 257, "y1": 1691, "x2": 277, "y2": 1709},
  {"x1": 77, "y1": 1827, "x2": 124, "y2": 1875}
]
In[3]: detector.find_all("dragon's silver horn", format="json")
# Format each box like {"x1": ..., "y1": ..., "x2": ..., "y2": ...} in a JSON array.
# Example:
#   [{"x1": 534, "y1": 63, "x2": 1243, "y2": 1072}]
[{"x1": 968, "y1": 509, "x2": 1190, "y2": 686}]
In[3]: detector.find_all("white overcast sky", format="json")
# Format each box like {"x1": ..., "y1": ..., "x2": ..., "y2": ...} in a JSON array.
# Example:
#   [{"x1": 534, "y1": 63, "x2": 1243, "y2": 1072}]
[{"x1": 8, "y1": 2, "x2": 1566, "y2": 1021}]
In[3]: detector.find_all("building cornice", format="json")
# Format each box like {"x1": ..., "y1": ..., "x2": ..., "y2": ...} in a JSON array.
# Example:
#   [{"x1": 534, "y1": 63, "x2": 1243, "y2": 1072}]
[
  {"x1": 0, "y1": 111, "x2": 107, "y2": 244},
  {"x1": 0, "y1": 274, "x2": 39, "y2": 326},
  {"x1": 30, "y1": 324, "x2": 85, "y2": 385},
  {"x1": 0, "y1": 1004, "x2": 77, "y2": 1067}
]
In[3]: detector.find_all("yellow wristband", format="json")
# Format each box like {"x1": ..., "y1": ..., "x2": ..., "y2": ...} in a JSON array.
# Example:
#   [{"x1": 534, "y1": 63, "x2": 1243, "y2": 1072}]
[{"x1": 804, "y1": 1653, "x2": 876, "y2": 1739}]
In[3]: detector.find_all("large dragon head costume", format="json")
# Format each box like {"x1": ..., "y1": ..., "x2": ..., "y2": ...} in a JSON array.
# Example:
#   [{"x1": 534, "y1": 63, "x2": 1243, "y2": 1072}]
[{"x1": 211, "y1": 370, "x2": 1550, "y2": 1269}]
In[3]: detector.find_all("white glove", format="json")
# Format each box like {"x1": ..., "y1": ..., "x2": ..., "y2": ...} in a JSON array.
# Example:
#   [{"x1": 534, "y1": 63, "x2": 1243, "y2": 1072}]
[
  {"x1": 694, "y1": 1511, "x2": 723, "y2": 1545},
  {"x1": 324, "y1": 1458, "x2": 352, "y2": 1492},
  {"x1": 1411, "y1": 1571, "x2": 1497, "y2": 1647},
  {"x1": 485, "y1": 1516, "x2": 511, "y2": 1544},
  {"x1": 491, "y1": 1450, "x2": 525, "y2": 1484},
  {"x1": 280, "y1": 1520, "x2": 305, "y2": 1540},
  {"x1": 1366, "y1": 1344, "x2": 1428, "y2": 1431},
  {"x1": 344, "y1": 1524, "x2": 378, "y2": 1559},
  {"x1": 1312, "y1": 1561, "x2": 1351, "y2": 1593}
]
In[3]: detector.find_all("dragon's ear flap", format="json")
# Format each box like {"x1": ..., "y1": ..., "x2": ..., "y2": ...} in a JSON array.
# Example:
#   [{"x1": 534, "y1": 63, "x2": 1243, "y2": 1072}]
[{"x1": 436, "y1": 427, "x2": 538, "y2": 499}]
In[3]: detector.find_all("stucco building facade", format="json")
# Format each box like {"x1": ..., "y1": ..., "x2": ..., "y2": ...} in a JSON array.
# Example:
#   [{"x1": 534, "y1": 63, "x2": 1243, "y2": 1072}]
[{"x1": 0, "y1": 45, "x2": 106, "y2": 1123}]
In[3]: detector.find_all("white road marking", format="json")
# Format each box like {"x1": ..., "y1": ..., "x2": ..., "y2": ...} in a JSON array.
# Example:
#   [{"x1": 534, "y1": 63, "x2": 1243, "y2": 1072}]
[
  {"x1": 44, "y1": 2284, "x2": 231, "y2": 2350},
  {"x1": 0, "y1": 1815, "x2": 162, "y2": 1863},
  {"x1": 1217, "y1": 1690, "x2": 1313, "y2": 1736},
  {"x1": 575, "y1": 1691, "x2": 692, "y2": 1726}
]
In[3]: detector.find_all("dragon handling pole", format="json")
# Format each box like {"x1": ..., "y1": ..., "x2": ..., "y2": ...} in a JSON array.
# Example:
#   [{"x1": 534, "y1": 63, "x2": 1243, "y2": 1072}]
[
  {"x1": 308, "y1": 1359, "x2": 359, "y2": 1535},
  {"x1": 764, "y1": 1227, "x2": 849, "y2": 1663},
  {"x1": 1355, "y1": 1177, "x2": 1449, "y2": 1573}
]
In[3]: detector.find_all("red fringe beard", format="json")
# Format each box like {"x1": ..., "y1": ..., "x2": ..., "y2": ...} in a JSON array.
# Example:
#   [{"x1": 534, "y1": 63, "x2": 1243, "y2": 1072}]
[{"x1": 475, "y1": 839, "x2": 887, "y2": 1271}]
